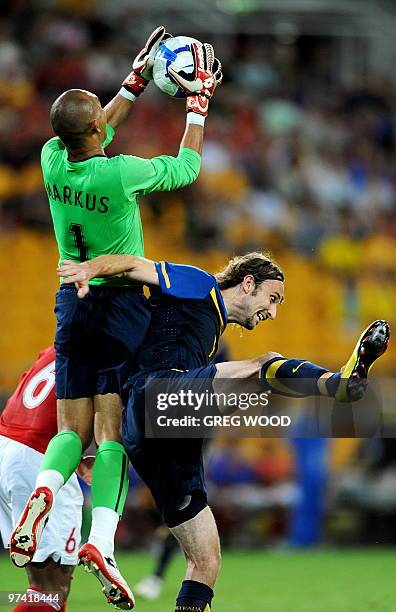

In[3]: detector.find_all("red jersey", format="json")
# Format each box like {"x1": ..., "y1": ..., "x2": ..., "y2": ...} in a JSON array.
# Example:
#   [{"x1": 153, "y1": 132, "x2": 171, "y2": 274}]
[{"x1": 0, "y1": 347, "x2": 56, "y2": 454}]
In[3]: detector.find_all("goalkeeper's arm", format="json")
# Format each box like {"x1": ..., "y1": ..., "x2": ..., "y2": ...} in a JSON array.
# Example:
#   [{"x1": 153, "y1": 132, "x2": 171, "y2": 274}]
[
  {"x1": 106, "y1": 26, "x2": 170, "y2": 129},
  {"x1": 170, "y1": 42, "x2": 223, "y2": 156},
  {"x1": 116, "y1": 42, "x2": 223, "y2": 193},
  {"x1": 179, "y1": 122, "x2": 204, "y2": 156}
]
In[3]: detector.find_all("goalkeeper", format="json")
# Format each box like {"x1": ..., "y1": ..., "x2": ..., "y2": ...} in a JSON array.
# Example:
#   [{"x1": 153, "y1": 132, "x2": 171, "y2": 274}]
[{"x1": 10, "y1": 27, "x2": 222, "y2": 611}]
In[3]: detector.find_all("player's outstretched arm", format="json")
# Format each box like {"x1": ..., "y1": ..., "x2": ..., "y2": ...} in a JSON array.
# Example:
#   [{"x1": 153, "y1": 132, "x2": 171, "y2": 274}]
[
  {"x1": 171, "y1": 42, "x2": 223, "y2": 156},
  {"x1": 104, "y1": 94, "x2": 136, "y2": 131},
  {"x1": 117, "y1": 42, "x2": 223, "y2": 196},
  {"x1": 179, "y1": 123, "x2": 204, "y2": 156},
  {"x1": 57, "y1": 256, "x2": 159, "y2": 297},
  {"x1": 105, "y1": 26, "x2": 171, "y2": 129}
]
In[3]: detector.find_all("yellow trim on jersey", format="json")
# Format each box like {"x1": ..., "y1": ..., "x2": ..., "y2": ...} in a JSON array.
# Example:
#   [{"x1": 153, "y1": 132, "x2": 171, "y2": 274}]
[
  {"x1": 265, "y1": 359, "x2": 305, "y2": 397},
  {"x1": 210, "y1": 287, "x2": 225, "y2": 332},
  {"x1": 208, "y1": 335, "x2": 217, "y2": 359},
  {"x1": 204, "y1": 605, "x2": 211, "y2": 611},
  {"x1": 160, "y1": 260, "x2": 171, "y2": 289}
]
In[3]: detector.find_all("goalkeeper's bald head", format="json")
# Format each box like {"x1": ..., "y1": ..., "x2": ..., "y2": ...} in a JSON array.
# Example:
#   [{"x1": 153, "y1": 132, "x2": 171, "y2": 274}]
[{"x1": 50, "y1": 89, "x2": 106, "y2": 150}]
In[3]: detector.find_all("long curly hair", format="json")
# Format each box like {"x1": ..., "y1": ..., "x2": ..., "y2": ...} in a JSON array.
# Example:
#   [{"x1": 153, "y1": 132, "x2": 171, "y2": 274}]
[{"x1": 216, "y1": 252, "x2": 284, "y2": 290}]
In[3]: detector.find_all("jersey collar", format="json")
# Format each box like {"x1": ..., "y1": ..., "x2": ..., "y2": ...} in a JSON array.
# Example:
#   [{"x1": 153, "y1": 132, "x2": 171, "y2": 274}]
[
  {"x1": 210, "y1": 284, "x2": 228, "y2": 333},
  {"x1": 67, "y1": 154, "x2": 107, "y2": 163}
]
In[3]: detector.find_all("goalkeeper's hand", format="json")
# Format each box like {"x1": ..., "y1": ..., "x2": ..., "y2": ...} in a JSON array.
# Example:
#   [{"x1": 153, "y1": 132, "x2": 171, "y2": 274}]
[
  {"x1": 168, "y1": 42, "x2": 222, "y2": 120},
  {"x1": 186, "y1": 46, "x2": 222, "y2": 120},
  {"x1": 168, "y1": 42, "x2": 222, "y2": 98},
  {"x1": 120, "y1": 26, "x2": 172, "y2": 100}
]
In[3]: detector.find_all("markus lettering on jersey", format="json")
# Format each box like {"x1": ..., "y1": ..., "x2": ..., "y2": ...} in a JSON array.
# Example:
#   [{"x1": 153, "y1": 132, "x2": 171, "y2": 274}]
[{"x1": 45, "y1": 183, "x2": 109, "y2": 213}]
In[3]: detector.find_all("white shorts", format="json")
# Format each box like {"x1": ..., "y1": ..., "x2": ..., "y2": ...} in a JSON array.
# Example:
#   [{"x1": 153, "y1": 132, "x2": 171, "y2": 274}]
[{"x1": 0, "y1": 435, "x2": 83, "y2": 565}]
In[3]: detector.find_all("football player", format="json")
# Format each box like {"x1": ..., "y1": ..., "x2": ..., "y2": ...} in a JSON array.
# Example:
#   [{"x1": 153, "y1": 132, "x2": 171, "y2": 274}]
[
  {"x1": 0, "y1": 348, "x2": 86, "y2": 612},
  {"x1": 10, "y1": 28, "x2": 222, "y2": 611},
  {"x1": 57, "y1": 252, "x2": 390, "y2": 612}
]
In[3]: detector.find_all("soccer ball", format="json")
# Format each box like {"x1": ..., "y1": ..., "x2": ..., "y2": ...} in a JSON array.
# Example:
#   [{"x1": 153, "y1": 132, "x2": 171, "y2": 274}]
[{"x1": 153, "y1": 35, "x2": 201, "y2": 98}]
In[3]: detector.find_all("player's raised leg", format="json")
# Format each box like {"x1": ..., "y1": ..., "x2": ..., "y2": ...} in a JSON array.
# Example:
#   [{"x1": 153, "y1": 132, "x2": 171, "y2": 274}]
[
  {"x1": 170, "y1": 507, "x2": 220, "y2": 612},
  {"x1": 214, "y1": 320, "x2": 390, "y2": 402}
]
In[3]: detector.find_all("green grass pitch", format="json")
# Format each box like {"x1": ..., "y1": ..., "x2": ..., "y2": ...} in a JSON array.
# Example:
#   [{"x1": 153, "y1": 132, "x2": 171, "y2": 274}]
[{"x1": 1, "y1": 549, "x2": 396, "y2": 611}]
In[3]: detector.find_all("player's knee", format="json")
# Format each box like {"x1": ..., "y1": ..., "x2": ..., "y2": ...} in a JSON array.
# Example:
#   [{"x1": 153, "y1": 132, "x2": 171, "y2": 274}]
[
  {"x1": 243, "y1": 352, "x2": 284, "y2": 377},
  {"x1": 257, "y1": 351, "x2": 283, "y2": 368}
]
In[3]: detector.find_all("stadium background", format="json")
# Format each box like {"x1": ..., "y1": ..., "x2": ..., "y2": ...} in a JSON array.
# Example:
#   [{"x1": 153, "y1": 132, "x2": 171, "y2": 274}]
[{"x1": 1, "y1": 0, "x2": 396, "y2": 609}]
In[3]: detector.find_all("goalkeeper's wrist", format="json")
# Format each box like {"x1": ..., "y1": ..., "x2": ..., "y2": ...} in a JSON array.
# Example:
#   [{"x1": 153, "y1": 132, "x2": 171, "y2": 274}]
[
  {"x1": 186, "y1": 113, "x2": 206, "y2": 127},
  {"x1": 119, "y1": 86, "x2": 137, "y2": 102},
  {"x1": 119, "y1": 71, "x2": 149, "y2": 101}
]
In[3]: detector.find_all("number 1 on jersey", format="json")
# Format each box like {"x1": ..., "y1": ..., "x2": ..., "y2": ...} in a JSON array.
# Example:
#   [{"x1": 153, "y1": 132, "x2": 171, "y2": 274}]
[{"x1": 69, "y1": 223, "x2": 88, "y2": 262}]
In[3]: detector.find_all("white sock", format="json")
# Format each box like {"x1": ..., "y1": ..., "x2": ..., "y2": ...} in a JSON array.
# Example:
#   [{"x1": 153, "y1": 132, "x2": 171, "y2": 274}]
[
  {"x1": 35, "y1": 470, "x2": 64, "y2": 499},
  {"x1": 88, "y1": 507, "x2": 119, "y2": 556}
]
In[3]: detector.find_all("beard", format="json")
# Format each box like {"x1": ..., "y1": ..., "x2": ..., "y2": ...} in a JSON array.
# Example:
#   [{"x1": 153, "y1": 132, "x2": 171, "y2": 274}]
[{"x1": 243, "y1": 316, "x2": 256, "y2": 330}]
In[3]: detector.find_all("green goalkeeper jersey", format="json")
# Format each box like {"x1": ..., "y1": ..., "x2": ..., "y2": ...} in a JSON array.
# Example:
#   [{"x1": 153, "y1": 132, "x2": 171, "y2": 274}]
[{"x1": 41, "y1": 124, "x2": 201, "y2": 286}]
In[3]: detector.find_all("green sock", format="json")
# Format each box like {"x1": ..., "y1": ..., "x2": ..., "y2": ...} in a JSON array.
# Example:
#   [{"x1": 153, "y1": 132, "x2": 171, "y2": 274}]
[
  {"x1": 40, "y1": 430, "x2": 82, "y2": 481},
  {"x1": 91, "y1": 441, "x2": 129, "y2": 516}
]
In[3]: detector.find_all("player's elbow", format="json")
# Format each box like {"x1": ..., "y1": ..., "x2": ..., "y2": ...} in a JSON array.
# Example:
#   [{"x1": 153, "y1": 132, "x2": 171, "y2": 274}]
[
  {"x1": 188, "y1": 162, "x2": 201, "y2": 184},
  {"x1": 174, "y1": 150, "x2": 201, "y2": 188},
  {"x1": 181, "y1": 160, "x2": 201, "y2": 187}
]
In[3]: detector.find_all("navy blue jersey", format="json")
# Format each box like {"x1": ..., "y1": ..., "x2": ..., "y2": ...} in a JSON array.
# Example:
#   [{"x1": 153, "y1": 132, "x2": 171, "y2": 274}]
[{"x1": 137, "y1": 262, "x2": 227, "y2": 373}]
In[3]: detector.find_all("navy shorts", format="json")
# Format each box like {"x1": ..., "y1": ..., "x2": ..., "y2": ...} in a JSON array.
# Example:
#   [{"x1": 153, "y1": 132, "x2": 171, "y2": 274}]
[
  {"x1": 55, "y1": 284, "x2": 150, "y2": 399},
  {"x1": 122, "y1": 365, "x2": 217, "y2": 527}
]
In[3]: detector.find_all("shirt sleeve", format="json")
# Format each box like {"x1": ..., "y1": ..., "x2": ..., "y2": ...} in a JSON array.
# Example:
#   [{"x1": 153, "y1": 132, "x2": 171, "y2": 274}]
[
  {"x1": 155, "y1": 261, "x2": 216, "y2": 299},
  {"x1": 119, "y1": 147, "x2": 201, "y2": 198}
]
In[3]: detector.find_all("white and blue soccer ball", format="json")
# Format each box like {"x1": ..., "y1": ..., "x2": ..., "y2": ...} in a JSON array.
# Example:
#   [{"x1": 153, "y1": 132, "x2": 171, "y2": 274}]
[{"x1": 153, "y1": 35, "x2": 201, "y2": 98}]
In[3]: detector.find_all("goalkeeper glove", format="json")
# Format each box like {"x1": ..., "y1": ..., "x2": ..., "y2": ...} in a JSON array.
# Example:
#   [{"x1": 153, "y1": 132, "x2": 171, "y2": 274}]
[
  {"x1": 120, "y1": 26, "x2": 172, "y2": 101},
  {"x1": 168, "y1": 42, "x2": 222, "y2": 97},
  {"x1": 186, "y1": 47, "x2": 222, "y2": 122},
  {"x1": 168, "y1": 42, "x2": 222, "y2": 122}
]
